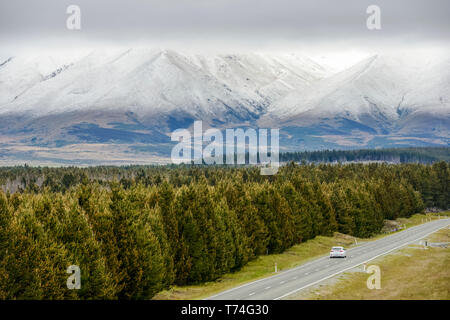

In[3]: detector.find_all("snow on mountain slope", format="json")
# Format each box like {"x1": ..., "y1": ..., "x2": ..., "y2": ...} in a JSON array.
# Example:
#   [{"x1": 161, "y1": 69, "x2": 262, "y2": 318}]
[
  {"x1": 191, "y1": 53, "x2": 328, "y2": 105},
  {"x1": 0, "y1": 49, "x2": 328, "y2": 122},
  {"x1": 264, "y1": 53, "x2": 450, "y2": 136},
  {"x1": 0, "y1": 54, "x2": 82, "y2": 106},
  {"x1": 267, "y1": 55, "x2": 405, "y2": 121},
  {"x1": 402, "y1": 57, "x2": 450, "y2": 110},
  {"x1": 397, "y1": 57, "x2": 450, "y2": 137}
]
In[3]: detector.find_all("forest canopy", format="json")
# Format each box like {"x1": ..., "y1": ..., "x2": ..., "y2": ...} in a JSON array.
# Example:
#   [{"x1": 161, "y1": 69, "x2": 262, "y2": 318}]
[{"x1": 0, "y1": 161, "x2": 448, "y2": 299}]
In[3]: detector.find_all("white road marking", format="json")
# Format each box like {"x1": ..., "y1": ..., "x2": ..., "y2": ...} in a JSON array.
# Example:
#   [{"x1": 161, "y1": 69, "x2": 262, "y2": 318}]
[
  {"x1": 280, "y1": 281, "x2": 285, "y2": 284},
  {"x1": 249, "y1": 292, "x2": 255, "y2": 296},
  {"x1": 265, "y1": 286, "x2": 271, "y2": 290}
]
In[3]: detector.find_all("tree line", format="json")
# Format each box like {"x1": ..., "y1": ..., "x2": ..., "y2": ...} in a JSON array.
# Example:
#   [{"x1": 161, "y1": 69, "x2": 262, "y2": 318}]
[
  {"x1": 0, "y1": 161, "x2": 448, "y2": 299},
  {"x1": 280, "y1": 147, "x2": 450, "y2": 164}
]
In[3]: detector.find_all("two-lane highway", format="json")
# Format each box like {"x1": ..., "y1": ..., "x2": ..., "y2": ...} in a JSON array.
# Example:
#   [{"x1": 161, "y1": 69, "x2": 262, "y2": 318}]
[{"x1": 206, "y1": 218, "x2": 450, "y2": 300}]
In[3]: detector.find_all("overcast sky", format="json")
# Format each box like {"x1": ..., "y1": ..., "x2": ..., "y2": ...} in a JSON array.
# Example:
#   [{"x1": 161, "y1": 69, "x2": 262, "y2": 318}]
[{"x1": 1, "y1": 0, "x2": 449, "y2": 68}]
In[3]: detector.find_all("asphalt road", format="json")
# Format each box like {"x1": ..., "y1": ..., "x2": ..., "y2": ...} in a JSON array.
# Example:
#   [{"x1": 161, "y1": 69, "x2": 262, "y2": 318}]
[{"x1": 206, "y1": 218, "x2": 450, "y2": 300}]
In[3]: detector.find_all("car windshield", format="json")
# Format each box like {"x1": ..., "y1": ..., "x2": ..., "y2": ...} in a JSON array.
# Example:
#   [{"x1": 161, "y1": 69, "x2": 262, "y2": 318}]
[{"x1": 332, "y1": 247, "x2": 343, "y2": 251}]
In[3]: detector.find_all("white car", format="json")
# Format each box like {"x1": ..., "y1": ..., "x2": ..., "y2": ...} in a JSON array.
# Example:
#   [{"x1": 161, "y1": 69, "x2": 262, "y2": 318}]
[{"x1": 330, "y1": 246, "x2": 347, "y2": 258}]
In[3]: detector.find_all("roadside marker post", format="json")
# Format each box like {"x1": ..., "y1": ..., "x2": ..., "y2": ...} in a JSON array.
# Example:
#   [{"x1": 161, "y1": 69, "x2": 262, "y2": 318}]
[{"x1": 275, "y1": 263, "x2": 277, "y2": 273}]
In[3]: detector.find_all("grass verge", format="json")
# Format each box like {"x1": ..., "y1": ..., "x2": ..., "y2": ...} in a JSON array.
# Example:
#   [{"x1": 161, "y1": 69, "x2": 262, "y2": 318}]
[{"x1": 153, "y1": 211, "x2": 449, "y2": 300}]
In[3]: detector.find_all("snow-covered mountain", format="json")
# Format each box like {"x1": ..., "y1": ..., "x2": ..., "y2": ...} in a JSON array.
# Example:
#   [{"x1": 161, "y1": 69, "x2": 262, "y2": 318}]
[
  {"x1": 261, "y1": 53, "x2": 450, "y2": 149},
  {"x1": 0, "y1": 49, "x2": 327, "y2": 119},
  {"x1": 0, "y1": 48, "x2": 448, "y2": 165},
  {"x1": 266, "y1": 54, "x2": 448, "y2": 125}
]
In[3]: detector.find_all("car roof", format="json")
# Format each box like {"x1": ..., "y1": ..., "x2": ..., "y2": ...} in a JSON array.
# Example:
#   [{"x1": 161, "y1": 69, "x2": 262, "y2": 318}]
[{"x1": 332, "y1": 246, "x2": 344, "y2": 249}]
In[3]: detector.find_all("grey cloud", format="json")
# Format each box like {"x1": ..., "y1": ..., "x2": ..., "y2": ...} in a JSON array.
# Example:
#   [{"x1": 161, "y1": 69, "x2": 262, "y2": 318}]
[{"x1": 0, "y1": 0, "x2": 449, "y2": 49}]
